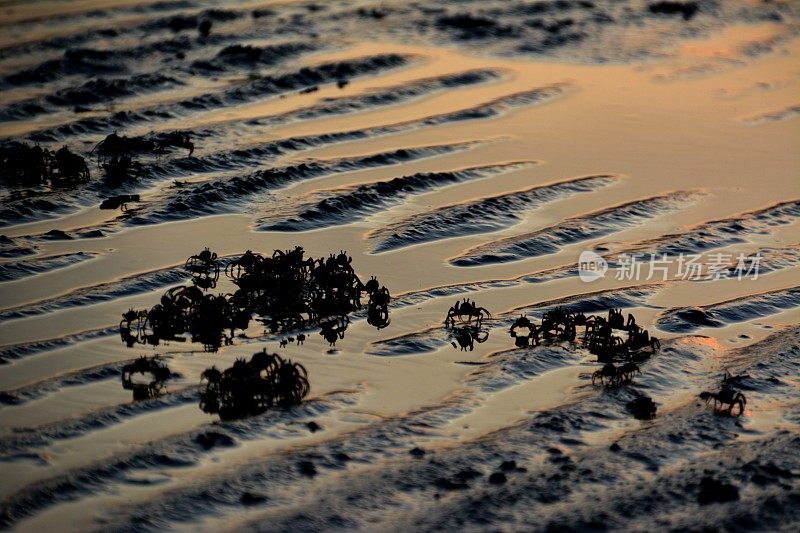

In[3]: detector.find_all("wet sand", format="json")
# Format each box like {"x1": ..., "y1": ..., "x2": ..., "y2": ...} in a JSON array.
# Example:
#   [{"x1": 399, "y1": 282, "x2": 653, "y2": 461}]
[{"x1": 0, "y1": 1, "x2": 799, "y2": 531}]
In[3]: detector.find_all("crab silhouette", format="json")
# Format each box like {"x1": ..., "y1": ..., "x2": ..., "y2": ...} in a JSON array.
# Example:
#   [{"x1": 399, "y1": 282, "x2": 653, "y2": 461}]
[
  {"x1": 120, "y1": 308, "x2": 148, "y2": 347},
  {"x1": 509, "y1": 315, "x2": 540, "y2": 348},
  {"x1": 366, "y1": 285, "x2": 391, "y2": 329},
  {"x1": 444, "y1": 298, "x2": 491, "y2": 328},
  {"x1": 121, "y1": 356, "x2": 171, "y2": 400},
  {"x1": 0, "y1": 142, "x2": 51, "y2": 185},
  {"x1": 699, "y1": 387, "x2": 747, "y2": 416},
  {"x1": 450, "y1": 326, "x2": 488, "y2": 351},
  {"x1": 0, "y1": 141, "x2": 90, "y2": 186},
  {"x1": 102, "y1": 152, "x2": 142, "y2": 182},
  {"x1": 92, "y1": 131, "x2": 193, "y2": 182},
  {"x1": 319, "y1": 316, "x2": 350, "y2": 347},
  {"x1": 185, "y1": 247, "x2": 220, "y2": 289},
  {"x1": 152, "y1": 131, "x2": 194, "y2": 156},
  {"x1": 540, "y1": 306, "x2": 578, "y2": 343},
  {"x1": 100, "y1": 194, "x2": 140, "y2": 210},
  {"x1": 591, "y1": 361, "x2": 639, "y2": 387},
  {"x1": 50, "y1": 146, "x2": 90, "y2": 184}
]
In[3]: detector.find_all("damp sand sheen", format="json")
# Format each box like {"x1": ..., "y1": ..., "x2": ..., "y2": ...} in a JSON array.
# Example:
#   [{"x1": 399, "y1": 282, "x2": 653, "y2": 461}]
[{"x1": 0, "y1": 1, "x2": 799, "y2": 531}]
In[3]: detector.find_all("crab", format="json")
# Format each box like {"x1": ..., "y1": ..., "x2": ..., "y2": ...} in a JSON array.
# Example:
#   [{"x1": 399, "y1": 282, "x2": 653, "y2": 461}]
[
  {"x1": 102, "y1": 153, "x2": 142, "y2": 182},
  {"x1": 49, "y1": 146, "x2": 90, "y2": 184},
  {"x1": 152, "y1": 131, "x2": 194, "y2": 156},
  {"x1": 626, "y1": 396, "x2": 657, "y2": 420},
  {"x1": 591, "y1": 361, "x2": 638, "y2": 387},
  {"x1": 224, "y1": 250, "x2": 264, "y2": 287},
  {"x1": 535, "y1": 307, "x2": 581, "y2": 343},
  {"x1": 585, "y1": 332, "x2": 628, "y2": 362},
  {"x1": 185, "y1": 247, "x2": 220, "y2": 289},
  {"x1": 189, "y1": 293, "x2": 236, "y2": 351},
  {"x1": 592, "y1": 362, "x2": 619, "y2": 386},
  {"x1": 199, "y1": 366, "x2": 222, "y2": 413},
  {"x1": 363, "y1": 275, "x2": 380, "y2": 296},
  {"x1": 509, "y1": 315, "x2": 540, "y2": 348},
  {"x1": 124, "y1": 283, "x2": 239, "y2": 351},
  {"x1": 626, "y1": 313, "x2": 638, "y2": 331},
  {"x1": 0, "y1": 141, "x2": 90, "y2": 187},
  {"x1": 120, "y1": 308, "x2": 148, "y2": 347},
  {"x1": 581, "y1": 310, "x2": 660, "y2": 361},
  {"x1": 121, "y1": 356, "x2": 171, "y2": 400},
  {"x1": 450, "y1": 326, "x2": 488, "y2": 351},
  {"x1": 699, "y1": 387, "x2": 746, "y2": 416},
  {"x1": 444, "y1": 298, "x2": 491, "y2": 328},
  {"x1": 367, "y1": 303, "x2": 391, "y2": 329},
  {"x1": 367, "y1": 285, "x2": 391, "y2": 329},
  {"x1": 627, "y1": 326, "x2": 661, "y2": 354},
  {"x1": 608, "y1": 308, "x2": 625, "y2": 330},
  {"x1": 185, "y1": 247, "x2": 218, "y2": 273},
  {"x1": 100, "y1": 194, "x2": 140, "y2": 210},
  {"x1": 319, "y1": 316, "x2": 350, "y2": 347},
  {"x1": 92, "y1": 132, "x2": 152, "y2": 158},
  {"x1": 617, "y1": 361, "x2": 641, "y2": 381}
]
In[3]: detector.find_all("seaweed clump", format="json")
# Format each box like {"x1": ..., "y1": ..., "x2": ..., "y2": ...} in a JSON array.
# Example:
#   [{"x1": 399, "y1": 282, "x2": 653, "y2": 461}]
[{"x1": 199, "y1": 350, "x2": 309, "y2": 420}]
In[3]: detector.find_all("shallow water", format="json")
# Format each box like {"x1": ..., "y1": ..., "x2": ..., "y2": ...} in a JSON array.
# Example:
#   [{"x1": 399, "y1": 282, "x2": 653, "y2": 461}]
[{"x1": 1, "y1": 1, "x2": 799, "y2": 531}]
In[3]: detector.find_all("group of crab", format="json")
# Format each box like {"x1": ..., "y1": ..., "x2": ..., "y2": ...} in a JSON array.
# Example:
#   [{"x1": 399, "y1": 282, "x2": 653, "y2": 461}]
[
  {"x1": 120, "y1": 283, "x2": 250, "y2": 352},
  {"x1": 508, "y1": 307, "x2": 661, "y2": 389},
  {"x1": 119, "y1": 246, "x2": 391, "y2": 352},
  {"x1": 444, "y1": 299, "x2": 492, "y2": 351},
  {"x1": 199, "y1": 349, "x2": 310, "y2": 420},
  {"x1": 92, "y1": 131, "x2": 194, "y2": 182},
  {"x1": 510, "y1": 308, "x2": 660, "y2": 360},
  {"x1": 508, "y1": 307, "x2": 578, "y2": 348},
  {"x1": 506, "y1": 306, "x2": 661, "y2": 419},
  {"x1": 0, "y1": 141, "x2": 89, "y2": 186},
  {"x1": 0, "y1": 130, "x2": 193, "y2": 190},
  {"x1": 583, "y1": 309, "x2": 661, "y2": 361},
  {"x1": 121, "y1": 350, "x2": 310, "y2": 419},
  {"x1": 224, "y1": 247, "x2": 390, "y2": 341},
  {"x1": 184, "y1": 247, "x2": 220, "y2": 290}
]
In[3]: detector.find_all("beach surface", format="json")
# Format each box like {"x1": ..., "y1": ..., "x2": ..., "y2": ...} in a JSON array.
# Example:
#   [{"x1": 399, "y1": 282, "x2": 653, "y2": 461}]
[{"x1": 0, "y1": 1, "x2": 799, "y2": 530}]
